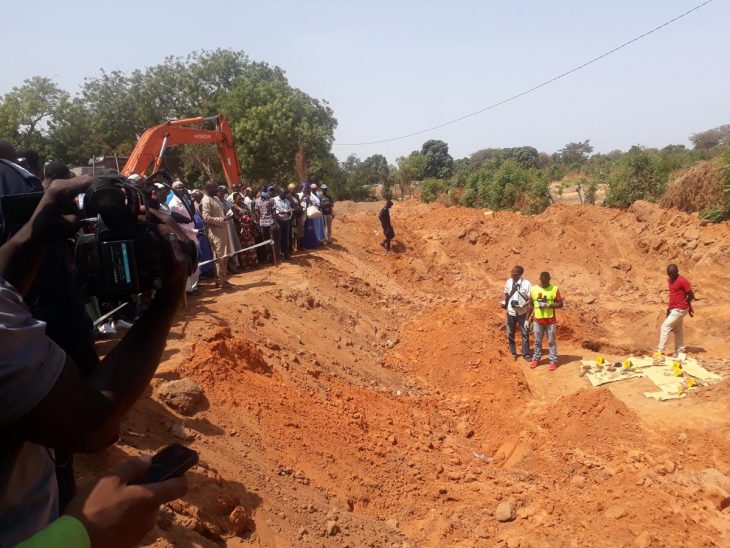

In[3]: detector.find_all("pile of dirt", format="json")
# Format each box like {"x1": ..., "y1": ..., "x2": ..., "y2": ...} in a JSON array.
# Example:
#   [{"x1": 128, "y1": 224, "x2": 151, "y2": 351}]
[
  {"x1": 660, "y1": 160, "x2": 725, "y2": 213},
  {"x1": 538, "y1": 388, "x2": 643, "y2": 451},
  {"x1": 179, "y1": 326, "x2": 271, "y2": 390}
]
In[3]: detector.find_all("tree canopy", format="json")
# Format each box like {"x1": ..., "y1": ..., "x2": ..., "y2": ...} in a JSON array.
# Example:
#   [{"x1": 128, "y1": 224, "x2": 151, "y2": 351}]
[
  {"x1": 0, "y1": 49, "x2": 336, "y2": 185},
  {"x1": 420, "y1": 139, "x2": 453, "y2": 179}
]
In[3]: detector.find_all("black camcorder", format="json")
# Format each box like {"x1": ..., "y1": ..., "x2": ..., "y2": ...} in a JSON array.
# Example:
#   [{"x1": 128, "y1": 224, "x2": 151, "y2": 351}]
[
  {"x1": 0, "y1": 173, "x2": 198, "y2": 302},
  {"x1": 75, "y1": 175, "x2": 165, "y2": 299},
  {"x1": 75, "y1": 174, "x2": 197, "y2": 301}
]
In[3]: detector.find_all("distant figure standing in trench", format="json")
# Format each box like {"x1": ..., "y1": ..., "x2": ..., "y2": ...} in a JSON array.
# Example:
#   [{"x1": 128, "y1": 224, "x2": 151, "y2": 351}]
[{"x1": 379, "y1": 199, "x2": 395, "y2": 253}]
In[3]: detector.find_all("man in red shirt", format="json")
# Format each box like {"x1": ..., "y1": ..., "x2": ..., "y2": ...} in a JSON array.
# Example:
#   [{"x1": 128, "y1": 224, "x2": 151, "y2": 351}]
[{"x1": 657, "y1": 264, "x2": 694, "y2": 358}]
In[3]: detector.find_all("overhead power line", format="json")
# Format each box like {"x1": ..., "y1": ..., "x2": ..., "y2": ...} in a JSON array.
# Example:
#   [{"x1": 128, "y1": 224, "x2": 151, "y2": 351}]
[{"x1": 336, "y1": 0, "x2": 715, "y2": 146}]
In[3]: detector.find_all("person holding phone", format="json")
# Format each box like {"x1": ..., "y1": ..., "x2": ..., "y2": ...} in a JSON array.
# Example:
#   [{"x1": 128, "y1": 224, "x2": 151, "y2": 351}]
[
  {"x1": 501, "y1": 266, "x2": 532, "y2": 361},
  {"x1": 17, "y1": 455, "x2": 188, "y2": 548}
]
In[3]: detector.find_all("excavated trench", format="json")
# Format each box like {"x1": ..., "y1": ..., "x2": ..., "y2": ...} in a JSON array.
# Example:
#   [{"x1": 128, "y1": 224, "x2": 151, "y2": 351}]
[{"x1": 79, "y1": 200, "x2": 730, "y2": 547}]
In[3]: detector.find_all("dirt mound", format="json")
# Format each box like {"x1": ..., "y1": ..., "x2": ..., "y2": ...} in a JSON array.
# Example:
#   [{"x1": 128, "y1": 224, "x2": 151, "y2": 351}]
[
  {"x1": 179, "y1": 326, "x2": 271, "y2": 390},
  {"x1": 538, "y1": 388, "x2": 643, "y2": 451},
  {"x1": 660, "y1": 160, "x2": 725, "y2": 213}
]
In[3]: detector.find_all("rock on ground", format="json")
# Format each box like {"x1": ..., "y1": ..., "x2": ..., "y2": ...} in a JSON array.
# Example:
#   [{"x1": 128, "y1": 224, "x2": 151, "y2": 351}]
[
  {"x1": 495, "y1": 501, "x2": 516, "y2": 522},
  {"x1": 157, "y1": 378, "x2": 203, "y2": 415}
]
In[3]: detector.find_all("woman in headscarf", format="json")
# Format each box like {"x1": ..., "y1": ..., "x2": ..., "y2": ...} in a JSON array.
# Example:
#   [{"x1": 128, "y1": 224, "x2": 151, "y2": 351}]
[
  {"x1": 300, "y1": 184, "x2": 320, "y2": 249},
  {"x1": 309, "y1": 183, "x2": 326, "y2": 244},
  {"x1": 231, "y1": 192, "x2": 259, "y2": 267}
]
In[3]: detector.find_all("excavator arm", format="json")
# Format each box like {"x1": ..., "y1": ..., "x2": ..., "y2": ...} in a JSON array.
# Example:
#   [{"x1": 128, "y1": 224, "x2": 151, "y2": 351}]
[{"x1": 122, "y1": 115, "x2": 243, "y2": 190}]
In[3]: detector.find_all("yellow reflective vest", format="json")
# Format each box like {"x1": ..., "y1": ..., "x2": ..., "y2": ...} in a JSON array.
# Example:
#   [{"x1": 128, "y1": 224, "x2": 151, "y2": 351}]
[{"x1": 531, "y1": 284, "x2": 559, "y2": 321}]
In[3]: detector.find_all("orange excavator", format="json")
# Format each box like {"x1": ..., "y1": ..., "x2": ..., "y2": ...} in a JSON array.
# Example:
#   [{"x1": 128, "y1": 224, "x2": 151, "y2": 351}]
[{"x1": 121, "y1": 114, "x2": 243, "y2": 190}]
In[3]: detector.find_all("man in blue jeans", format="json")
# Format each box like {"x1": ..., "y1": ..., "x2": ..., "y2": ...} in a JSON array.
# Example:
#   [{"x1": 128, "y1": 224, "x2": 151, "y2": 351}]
[
  {"x1": 528, "y1": 271, "x2": 564, "y2": 371},
  {"x1": 501, "y1": 266, "x2": 532, "y2": 361}
]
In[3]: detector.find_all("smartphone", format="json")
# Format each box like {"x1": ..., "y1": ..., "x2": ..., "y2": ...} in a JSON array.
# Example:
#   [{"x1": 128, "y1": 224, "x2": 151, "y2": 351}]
[{"x1": 134, "y1": 443, "x2": 199, "y2": 484}]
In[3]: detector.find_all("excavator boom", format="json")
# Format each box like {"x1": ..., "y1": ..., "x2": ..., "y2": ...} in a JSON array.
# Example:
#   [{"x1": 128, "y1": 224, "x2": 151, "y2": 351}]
[{"x1": 122, "y1": 114, "x2": 243, "y2": 190}]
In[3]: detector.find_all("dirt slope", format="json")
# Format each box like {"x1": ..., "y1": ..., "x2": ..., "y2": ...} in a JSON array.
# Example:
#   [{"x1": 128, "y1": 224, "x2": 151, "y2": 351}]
[{"x1": 79, "y1": 200, "x2": 730, "y2": 547}]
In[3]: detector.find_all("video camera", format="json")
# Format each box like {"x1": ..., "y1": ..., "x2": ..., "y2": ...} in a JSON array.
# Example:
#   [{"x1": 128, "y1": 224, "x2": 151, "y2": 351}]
[
  {"x1": 75, "y1": 174, "x2": 197, "y2": 301},
  {"x1": 0, "y1": 172, "x2": 197, "y2": 302}
]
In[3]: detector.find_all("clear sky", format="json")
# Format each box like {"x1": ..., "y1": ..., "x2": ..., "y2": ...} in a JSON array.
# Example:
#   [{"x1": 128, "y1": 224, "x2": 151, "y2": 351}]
[{"x1": 1, "y1": 0, "x2": 728, "y2": 163}]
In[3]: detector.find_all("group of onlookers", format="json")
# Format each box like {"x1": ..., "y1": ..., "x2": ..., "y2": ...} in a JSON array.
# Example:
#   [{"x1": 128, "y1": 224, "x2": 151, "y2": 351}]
[{"x1": 182, "y1": 180, "x2": 336, "y2": 288}]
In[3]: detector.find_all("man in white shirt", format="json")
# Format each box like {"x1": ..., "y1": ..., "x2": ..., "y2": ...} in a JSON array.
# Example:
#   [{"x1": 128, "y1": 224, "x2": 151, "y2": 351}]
[
  {"x1": 501, "y1": 266, "x2": 532, "y2": 361},
  {"x1": 169, "y1": 180, "x2": 200, "y2": 293}
]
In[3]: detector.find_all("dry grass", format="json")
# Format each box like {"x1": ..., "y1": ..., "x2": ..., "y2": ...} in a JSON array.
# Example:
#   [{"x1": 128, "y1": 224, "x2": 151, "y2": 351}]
[{"x1": 660, "y1": 160, "x2": 725, "y2": 213}]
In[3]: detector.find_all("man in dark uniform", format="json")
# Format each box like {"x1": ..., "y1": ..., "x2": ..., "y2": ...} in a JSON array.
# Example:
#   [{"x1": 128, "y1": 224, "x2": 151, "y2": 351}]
[{"x1": 378, "y1": 199, "x2": 395, "y2": 253}]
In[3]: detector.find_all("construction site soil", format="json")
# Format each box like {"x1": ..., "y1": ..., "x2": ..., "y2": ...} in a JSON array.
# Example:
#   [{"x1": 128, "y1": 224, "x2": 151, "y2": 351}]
[{"x1": 81, "y1": 200, "x2": 730, "y2": 547}]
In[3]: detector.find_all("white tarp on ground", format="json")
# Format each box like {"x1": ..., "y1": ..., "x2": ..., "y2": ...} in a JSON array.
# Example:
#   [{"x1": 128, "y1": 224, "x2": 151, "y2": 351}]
[
  {"x1": 581, "y1": 356, "x2": 723, "y2": 400},
  {"x1": 582, "y1": 361, "x2": 645, "y2": 387}
]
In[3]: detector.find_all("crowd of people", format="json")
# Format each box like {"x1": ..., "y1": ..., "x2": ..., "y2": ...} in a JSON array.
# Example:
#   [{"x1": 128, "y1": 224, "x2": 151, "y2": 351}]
[{"x1": 173, "y1": 179, "x2": 336, "y2": 290}]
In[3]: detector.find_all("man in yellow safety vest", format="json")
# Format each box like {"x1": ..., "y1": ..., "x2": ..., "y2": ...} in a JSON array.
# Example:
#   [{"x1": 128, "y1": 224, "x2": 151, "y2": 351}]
[{"x1": 527, "y1": 271, "x2": 564, "y2": 371}]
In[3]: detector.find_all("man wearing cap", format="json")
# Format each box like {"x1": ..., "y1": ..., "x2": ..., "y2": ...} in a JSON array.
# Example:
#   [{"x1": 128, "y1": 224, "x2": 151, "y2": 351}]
[
  {"x1": 320, "y1": 184, "x2": 335, "y2": 243},
  {"x1": 309, "y1": 183, "x2": 326, "y2": 243}
]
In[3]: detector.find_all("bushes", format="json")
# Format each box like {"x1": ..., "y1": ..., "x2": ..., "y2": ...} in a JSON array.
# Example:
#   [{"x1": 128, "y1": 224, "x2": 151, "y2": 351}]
[
  {"x1": 459, "y1": 159, "x2": 549, "y2": 214},
  {"x1": 420, "y1": 178, "x2": 449, "y2": 203},
  {"x1": 700, "y1": 146, "x2": 730, "y2": 222},
  {"x1": 659, "y1": 161, "x2": 724, "y2": 213},
  {"x1": 604, "y1": 146, "x2": 664, "y2": 209}
]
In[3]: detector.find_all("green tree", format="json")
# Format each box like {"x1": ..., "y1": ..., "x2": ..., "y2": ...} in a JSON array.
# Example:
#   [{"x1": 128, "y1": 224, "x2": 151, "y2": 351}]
[
  {"x1": 395, "y1": 153, "x2": 426, "y2": 199},
  {"x1": 221, "y1": 77, "x2": 336, "y2": 183},
  {"x1": 0, "y1": 76, "x2": 68, "y2": 153},
  {"x1": 360, "y1": 154, "x2": 390, "y2": 185},
  {"x1": 557, "y1": 140, "x2": 593, "y2": 165},
  {"x1": 495, "y1": 146, "x2": 539, "y2": 169},
  {"x1": 421, "y1": 139, "x2": 454, "y2": 179}
]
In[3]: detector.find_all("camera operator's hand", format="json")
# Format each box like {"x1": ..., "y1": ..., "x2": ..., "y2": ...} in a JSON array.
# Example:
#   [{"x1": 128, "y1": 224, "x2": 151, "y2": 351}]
[
  {"x1": 65, "y1": 456, "x2": 187, "y2": 548},
  {"x1": 28, "y1": 176, "x2": 98, "y2": 243}
]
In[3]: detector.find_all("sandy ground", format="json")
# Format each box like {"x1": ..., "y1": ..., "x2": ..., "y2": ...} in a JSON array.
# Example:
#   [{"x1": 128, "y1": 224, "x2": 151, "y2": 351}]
[{"x1": 79, "y1": 199, "x2": 730, "y2": 547}]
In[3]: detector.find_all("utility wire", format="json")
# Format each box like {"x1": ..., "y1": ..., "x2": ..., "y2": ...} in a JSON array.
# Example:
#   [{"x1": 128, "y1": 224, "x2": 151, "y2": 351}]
[{"x1": 336, "y1": 0, "x2": 715, "y2": 146}]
